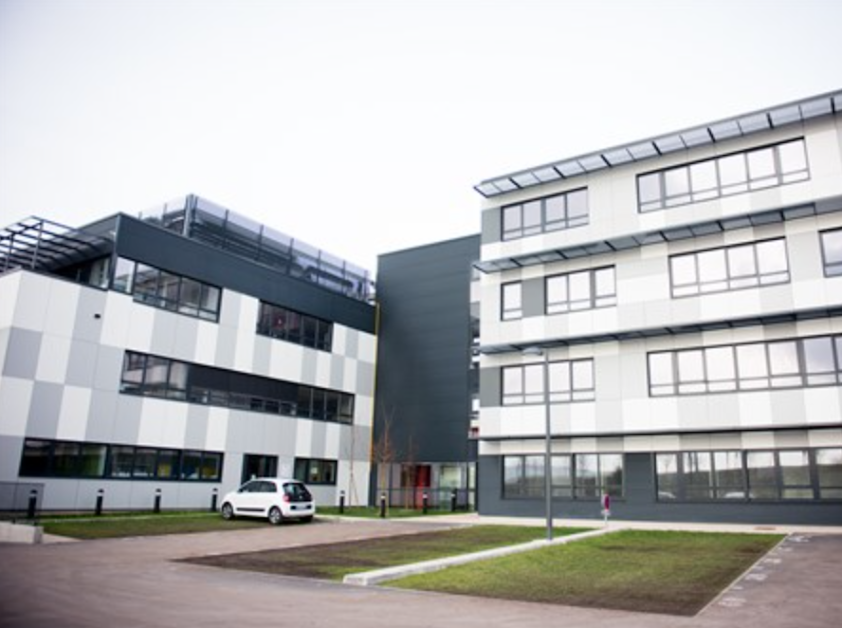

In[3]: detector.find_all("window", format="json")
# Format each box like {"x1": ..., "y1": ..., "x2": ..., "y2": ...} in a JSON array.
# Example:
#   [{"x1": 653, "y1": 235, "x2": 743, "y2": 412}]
[
  {"x1": 257, "y1": 301, "x2": 333, "y2": 351},
  {"x1": 670, "y1": 239, "x2": 789, "y2": 297},
  {"x1": 502, "y1": 359, "x2": 594, "y2": 405},
  {"x1": 546, "y1": 267, "x2": 616, "y2": 314},
  {"x1": 121, "y1": 351, "x2": 355, "y2": 424},
  {"x1": 112, "y1": 257, "x2": 221, "y2": 321},
  {"x1": 18, "y1": 440, "x2": 222, "y2": 482},
  {"x1": 501, "y1": 282, "x2": 523, "y2": 320},
  {"x1": 656, "y1": 448, "x2": 841, "y2": 502},
  {"x1": 638, "y1": 139, "x2": 809, "y2": 212},
  {"x1": 294, "y1": 458, "x2": 338, "y2": 485},
  {"x1": 503, "y1": 453, "x2": 623, "y2": 499},
  {"x1": 648, "y1": 334, "x2": 842, "y2": 396},
  {"x1": 502, "y1": 188, "x2": 588, "y2": 240},
  {"x1": 821, "y1": 229, "x2": 842, "y2": 277}
]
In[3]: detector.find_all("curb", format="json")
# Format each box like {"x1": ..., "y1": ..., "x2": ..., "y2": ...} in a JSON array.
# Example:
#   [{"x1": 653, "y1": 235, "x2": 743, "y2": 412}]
[{"x1": 343, "y1": 527, "x2": 615, "y2": 586}]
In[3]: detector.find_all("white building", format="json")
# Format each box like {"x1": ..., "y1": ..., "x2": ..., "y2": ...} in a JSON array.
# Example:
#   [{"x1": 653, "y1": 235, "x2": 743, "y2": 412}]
[{"x1": 474, "y1": 90, "x2": 842, "y2": 524}]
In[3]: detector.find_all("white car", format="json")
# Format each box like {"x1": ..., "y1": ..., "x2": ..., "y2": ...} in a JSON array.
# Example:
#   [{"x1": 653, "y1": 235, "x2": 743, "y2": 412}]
[{"x1": 220, "y1": 478, "x2": 315, "y2": 524}]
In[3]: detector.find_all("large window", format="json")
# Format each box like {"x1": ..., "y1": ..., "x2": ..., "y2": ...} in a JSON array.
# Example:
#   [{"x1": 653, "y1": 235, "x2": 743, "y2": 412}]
[
  {"x1": 648, "y1": 334, "x2": 842, "y2": 396},
  {"x1": 669, "y1": 239, "x2": 789, "y2": 297},
  {"x1": 112, "y1": 257, "x2": 221, "y2": 321},
  {"x1": 821, "y1": 229, "x2": 842, "y2": 277},
  {"x1": 502, "y1": 188, "x2": 588, "y2": 241},
  {"x1": 294, "y1": 458, "x2": 338, "y2": 485},
  {"x1": 503, "y1": 453, "x2": 623, "y2": 499},
  {"x1": 121, "y1": 351, "x2": 355, "y2": 424},
  {"x1": 656, "y1": 448, "x2": 842, "y2": 501},
  {"x1": 546, "y1": 267, "x2": 616, "y2": 314},
  {"x1": 256, "y1": 301, "x2": 332, "y2": 351},
  {"x1": 19, "y1": 439, "x2": 223, "y2": 482},
  {"x1": 501, "y1": 282, "x2": 523, "y2": 320},
  {"x1": 638, "y1": 139, "x2": 809, "y2": 212},
  {"x1": 502, "y1": 359, "x2": 594, "y2": 405}
]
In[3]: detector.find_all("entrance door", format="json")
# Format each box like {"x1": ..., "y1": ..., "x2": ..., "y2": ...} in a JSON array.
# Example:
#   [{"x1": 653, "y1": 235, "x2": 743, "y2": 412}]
[
  {"x1": 241, "y1": 454, "x2": 278, "y2": 484},
  {"x1": 414, "y1": 464, "x2": 431, "y2": 508}
]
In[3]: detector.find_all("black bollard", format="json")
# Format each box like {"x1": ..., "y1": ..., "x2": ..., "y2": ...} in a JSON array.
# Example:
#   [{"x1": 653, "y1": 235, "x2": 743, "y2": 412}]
[
  {"x1": 210, "y1": 489, "x2": 218, "y2": 513},
  {"x1": 422, "y1": 492, "x2": 428, "y2": 515},
  {"x1": 27, "y1": 489, "x2": 38, "y2": 519},
  {"x1": 379, "y1": 492, "x2": 386, "y2": 518},
  {"x1": 339, "y1": 490, "x2": 346, "y2": 514},
  {"x1": 95, "y1": 489, "x2": 104, "y2": 516},
  {"x1": 154, "y1": 489, "x2": 162, "y2": 514},
  {"x1": 450, "y1": 489, "x2": 457, "y2": 513}
]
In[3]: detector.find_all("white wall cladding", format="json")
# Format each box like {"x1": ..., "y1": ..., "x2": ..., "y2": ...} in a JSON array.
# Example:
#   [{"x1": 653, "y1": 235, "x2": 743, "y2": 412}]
[{"x1": 0, "y1": 268, "x2": 376, "y2": 511}]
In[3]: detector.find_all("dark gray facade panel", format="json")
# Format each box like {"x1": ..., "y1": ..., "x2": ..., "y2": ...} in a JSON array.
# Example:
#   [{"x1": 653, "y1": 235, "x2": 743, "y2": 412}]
[
  {"x1": 114, "y1": 216, "x2": 375, "y2": 334},
  {"x1": 478, "y1": 454, "x2": 842, "y2": 525},
  {"x1": 481, "y1": 208, "x2": 501, "y2": 245},
  {"x1": 479, "y1": 367, "x2": 500, "y2": 408},
  {"x1": 3, "y1": 328, "x2": 41, "y2": 379},
  {"x1": 375, "y1": 235, "x2": 480, "y2": 464},
  {"x1": 522, "y1": 277, "x2": 545, "y2": 318}
]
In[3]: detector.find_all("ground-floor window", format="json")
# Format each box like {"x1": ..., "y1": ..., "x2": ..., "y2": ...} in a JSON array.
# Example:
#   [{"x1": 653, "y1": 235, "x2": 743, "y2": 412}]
[
  {"x1": 19, "y1": 439, "x2": 223, "y2": 482},
  {"x1": 503, "y1": 453, "x2": 624, "y2": 499},
  {"x1": 294, "y1": 458, "x2": 337, "y2": 485},
  {"x1": 656, "y1": 448, "x2": 842, "y2": 501}
]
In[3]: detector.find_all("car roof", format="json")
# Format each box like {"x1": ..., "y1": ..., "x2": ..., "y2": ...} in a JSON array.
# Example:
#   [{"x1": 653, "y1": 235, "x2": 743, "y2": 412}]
[{"x1": 245, "y1": 477, "x2": 302, "y2": 483}]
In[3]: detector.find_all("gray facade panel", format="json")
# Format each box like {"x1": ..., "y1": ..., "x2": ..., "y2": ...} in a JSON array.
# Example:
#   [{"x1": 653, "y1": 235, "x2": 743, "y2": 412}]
[
  {"x1": 478, "y1": 453, "x2": 842, "y2": 525},
  {"x1": 309, "y1": 422, "x2": 327, "y2": 459},
  {"x1": 111, "y1": 395, "x2": 142, "y2": 444},
  {"x1": 345, "y1": 330, "x2": 359, "y2": 360},
  {"x1": 0, "y1": 436, "x2": 23, "y2": 479},
  {"x1": 479, "y1": 367, "x2": 500, "y2": 408},
  {"x1": 481, "y1": 208, "x2": 501, "y2": 245},
  {"x1": 86, "y1": 391, "x2": 119, "y2": 442},
  {"x1": 93, "y1": 345, "x2": 124, "y2": 392},
  {"x1": 3, "y1": 328, "x2": 42, "y2": 379},
  {"x1": 355, "y1": 361, "x2": 375, "y2": 397},
  {"x1": 64, "y1": 340, "x2": 98, "y2": 388},
  {"x1": 27, "y1": 382, "x2": 63, "y2": 438},
  {"x1": 330, "y1": 356, "x2": 345, "y2": 391},
  {"x1": 521, "y1": 277, "x2": 545, "y2": 318},
  {"x1": 173, "y1": 317, "x2": 199, "y2": 359},
  {"x1": 184, "y1": 405, "x2": 211, "y2": 449},
  {"x1": 375, "y1": 235, "x2": 480, "y2": 464}
]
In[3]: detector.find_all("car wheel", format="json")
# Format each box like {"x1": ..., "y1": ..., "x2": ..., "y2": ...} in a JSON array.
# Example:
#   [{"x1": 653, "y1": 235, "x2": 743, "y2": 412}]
[
  {"x1": 300, "y1": 515, "x2": 313, "y2": 523},
  {"x1": 268, "y1": 506, "x2": 283, "y2": 525},
  {"x1": 221, "y1": 502, "x2": 235, "y2": 520}
]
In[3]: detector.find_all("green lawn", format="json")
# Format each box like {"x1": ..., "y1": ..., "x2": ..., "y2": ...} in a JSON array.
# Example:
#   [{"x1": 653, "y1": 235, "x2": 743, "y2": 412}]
[
  {"x1": 388, "y1": 529, "x2": 782, "y2": 616},
  {"x1": 42, "y1": 512, "x2": 270, "y2": 539},
  {"x1": 183, "y1": 525, "x2": 588, "y2": 580}
]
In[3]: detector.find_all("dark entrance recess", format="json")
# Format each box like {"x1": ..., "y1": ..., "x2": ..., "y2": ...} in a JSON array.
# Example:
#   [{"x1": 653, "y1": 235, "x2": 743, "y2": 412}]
[{"x1": 241, "y1": 454, "x2": 278, "y2": 483}]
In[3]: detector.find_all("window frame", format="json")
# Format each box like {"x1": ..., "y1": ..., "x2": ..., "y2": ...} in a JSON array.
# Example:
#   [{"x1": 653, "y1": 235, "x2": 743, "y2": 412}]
[
  {"x1": 820, "y1": 228, "x2": 842, "y2": 277},
  {"x1": 501, "y1": 188, "x2": 589, "y2": 241},
  {"x1": 546, "y1": 266, "x2": 616, "y2": 314}
]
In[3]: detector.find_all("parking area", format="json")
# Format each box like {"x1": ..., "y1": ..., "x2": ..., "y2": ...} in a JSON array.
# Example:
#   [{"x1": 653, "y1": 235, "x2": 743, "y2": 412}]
[{"x1": 1, "y1": 517, "x2": 841, "y2": 628}]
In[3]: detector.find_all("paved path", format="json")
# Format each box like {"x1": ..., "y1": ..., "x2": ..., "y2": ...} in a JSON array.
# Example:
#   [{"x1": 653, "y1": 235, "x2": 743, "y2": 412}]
[{"x1": 1, "y1": 518, "x2": 840, "y2": 628}]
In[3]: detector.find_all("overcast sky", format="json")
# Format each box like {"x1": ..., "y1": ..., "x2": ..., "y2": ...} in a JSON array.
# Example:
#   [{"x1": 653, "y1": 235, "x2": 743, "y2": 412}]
[{"x1": 1, "y1": 0, "x2": 840, "y2": 275}]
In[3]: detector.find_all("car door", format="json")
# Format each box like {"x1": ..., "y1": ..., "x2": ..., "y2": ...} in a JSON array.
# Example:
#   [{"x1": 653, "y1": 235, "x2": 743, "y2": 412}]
[
  {"x1": 233, "y1": 480, "x2": 263, "y2": 515},
  {"x1": 253, "y1": 480, "x2": 280, "y2": 515}
]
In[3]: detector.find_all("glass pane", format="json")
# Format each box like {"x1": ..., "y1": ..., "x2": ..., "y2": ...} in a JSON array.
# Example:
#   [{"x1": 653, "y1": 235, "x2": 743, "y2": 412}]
[
  {"x1": 157, "y1": 450, "x2": 179, "y2": 479},
  {"x1": 804, "y1": 337, "x2": 835, "y2": 373},
  {"x1": 144, "y1": 356, "x2": 171, "y2": 397},
  {"x1": 503, "y1": 283, "x2": 521, "y2": 310},
  {"x1": 503, "y1": 206, "x2": 521, "y2": 233},
  {"x1": 503, "y1": 367, "x2": 522, "y2": 395},
  {"x1": 600, "y1": 454, "x2": 623, "y2": 496},
  {"x1": 158, "y1": 272, "x2": 181, "y2": 309},
  {"x1": 133, "y1": 264, "x2": 159, "y2": 298},
  {"x1": 201, "y1": 453, "x2": 222, "y2": 480},
  {"x1": 112, "y1": 257, "x2": 135, "y2": 293},
  {"x1": 549, "y1": 361, "x2": 571, "y2": 393},
  {"x1": 53, "y1": 442, "x2": 81, "y2": 476},
  {"x1": 779, "y1": 450, "x2": 810, "y2": 486},
  {"x1": 133, "y1": 448, "x2": 157, "y2": 478},
  {"x1": 179, "y1": 277, "x2": 202, "y2": 314},
  {"x1": 181, "y1": 451, "x2": 202, "y2": 480},
  {"x1": 690, "y1": 160, "x2": 717, "y2": 192},
  {"x1": 524, "y1": 455, "x2": 545, "y2": 497},
  {"x1": 568, "y1": 271, "x2": 591, "y2": 307},
  {"x1": 575, "y1": 454, "x2": 598, "y2": 498},
  {"x1": 80, "y1": 444, "x2": 107, "y2": 477},
  {"x1": 20, "y1": 440, "x2": 52, "y2": 476},
  {"x1": 671, "y1": 255, "x2": 697, "y2": 287},
  {"x1": 302, "y1": 316, "x2": 318, "y2": 347},
  {"x1": 638, "y1": 173, "x2": 661, "y2": 204},
  {"x1": 545, "y1": 194, "x2": 566, "y2": 224},
  {"x1": 121, "y1": 352, "x2": 146, "y2": 393},
  {"x1": 594, "y1": 267, "x2": 616, "y2": 298},
  {"x1": 747, "y1": 147, "x2": 776, "y2": 180},
  {"x1": 768, "y1": 341, "x2": 799, "y2": 375},
  {"x1": 727, "y1": 244, "x2": 756, "y2": 278},
  {"x1": 109, "y1": 446, "x2": 135, "y2": 478},
  {"x1": 714, "y1": 451, "x2": 745, "y2": 498},
  {"x1": 822, "y1": 230, "x2": 842, "y2": 273},
  {"x1": 523, "y1": 200, "x2": 542, "y2": 229},
  {"x1": 677, "y1": 350, "x2": 705, "y2": 382},
  {"x1": 656, "y1": 454, "x2": 679, "y2": 500},
  {"x1": 747, "y1": 451, "x2": 777, "y2": 499},
  {"x1": 524, "y1": 364, "x2": 544, "y2": 396},
  {"x1": 311, "y1": 389, "x2": 326, "y2": 420},
  {"x1": 566, "y1": 189, "x2": 588, "y2": 220},
  {"x1": 816, "y1": 449, "x2": 842, "y2": 498},
  {"x1": 551, "y1": 454, "x2": 572, "y2": 498},
  {"x1": 778, "y1": 139, "x2": 807, "y2": 174},
  {"x1": 719, "y1": 154, "x2": 748, "y2": 186},
  {"x1": 201, "y1": 285, "x2": 221, "y2": 317},
  {"x1": 757, "y1": 239, "x2": 788, "y2": 275},
  {"x1": 664, "y1": 167, "x2": 690, "y2": 199},
  {"x1": 697, "y1": 249, "x2": 727, "y2": 284},
  {"x1": 503, "y1": 456, "x2": 524, "y2": 497},
  {"x1": 546, "y1": 276, "x2": 568, "y2": 306},
  {"x1": 648, "y1": 353, "x2": 674, "y2": 385},
  {"x1": 737, "y1": 344, "x2": 768, "y2": 379},
  {"x1": 572, "y1": 360, "x2": 593, "y2": 391},
  {"x1": 683, "y1": 452, "x2": 713, "y2": 500},
  {"x1": 705, "y1": 346, "x2": 735, "y2": 382}
]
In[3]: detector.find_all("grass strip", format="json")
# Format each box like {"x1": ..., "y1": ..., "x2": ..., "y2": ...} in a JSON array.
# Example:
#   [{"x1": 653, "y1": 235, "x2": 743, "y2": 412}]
[
  {"x1": 388, "y1": 529, "x2": 782, "y2": 616},
  {"x1": 318, "y1": 506, "x2": 460, "y2": 518},
  {"x1": 43, "y1": 513, "x2": 269, "y2": 539},
  {"x1": 183, "y1": 525, "x2": 589, "y2": 580}
]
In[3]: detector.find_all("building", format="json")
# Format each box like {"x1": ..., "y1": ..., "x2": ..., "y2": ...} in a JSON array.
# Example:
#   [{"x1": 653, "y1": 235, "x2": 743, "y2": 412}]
[
  {"x1": 373, "y1": 235, "x2": 480, "y2": 509},
  {"x1": 0, "y1": 195, "x2": 376, "y2": 512},
  {"x1": 474, "y1": 90, "x2": 842, "y2": 524}
]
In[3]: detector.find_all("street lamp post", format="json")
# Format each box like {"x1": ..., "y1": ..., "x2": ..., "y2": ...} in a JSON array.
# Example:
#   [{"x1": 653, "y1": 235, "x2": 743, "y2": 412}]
[{"x1": 523, "y1": 346, "x2": 552, "y2": 542}]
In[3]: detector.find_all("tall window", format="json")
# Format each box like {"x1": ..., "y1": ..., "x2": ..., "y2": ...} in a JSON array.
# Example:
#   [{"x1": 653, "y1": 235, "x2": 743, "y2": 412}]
[
  {"x1": 294, "y1": 458, "x2": 338, "y2": 485},
  {"x1": 257, "y1": 301, "x2": 332, "y2": 351},
  {"x1": 502, "y1": 359, "x2": 594, "y2": 405},
  {"x1": 638, "y1": 139, "x2": 809, "y2": 212},
  {"x1": 821, "y1": 228, "x2": 842, "y2": 277},
  {"x1": 546, "y1": 267, "x2": 616, "y2": 314},
  {"x1": 648, "y1": 334, "x2": 842, "y2": 396},
  {"x1": 503, "y1": 453, "x2": 623, "y2": 499},
  {"x1": 112, "y1": 257, "x2": 221, "y2": 321},
  {"x1": 501, "y1": 282, "x2": 523, "y2": 320},
  {"x1": 670, "y1": 239, "x2": 789, "y2": 297},
  {"x1": 502, "y1": 188, "x2": 588, "y2": 240},
  {"x1": 656, "y1": 448, "x2": 842, "y2": 502}
]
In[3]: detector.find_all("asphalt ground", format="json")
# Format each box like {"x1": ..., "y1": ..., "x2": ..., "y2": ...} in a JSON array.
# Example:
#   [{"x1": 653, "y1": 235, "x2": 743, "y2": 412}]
[{"x1": 1, "y1": 516, "x2": 840, "y2": 628}]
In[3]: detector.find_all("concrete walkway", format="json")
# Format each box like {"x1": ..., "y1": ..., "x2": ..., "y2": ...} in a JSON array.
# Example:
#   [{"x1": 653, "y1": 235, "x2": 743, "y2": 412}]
[{"x1": 2, "y1": 516, "x2": 841, "y2": 628}]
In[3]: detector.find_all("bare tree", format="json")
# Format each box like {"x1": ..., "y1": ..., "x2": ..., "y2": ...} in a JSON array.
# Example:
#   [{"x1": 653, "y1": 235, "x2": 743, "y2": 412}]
[{"x1": 372, "y1": 405, "x2": 400, "y2": 513}]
